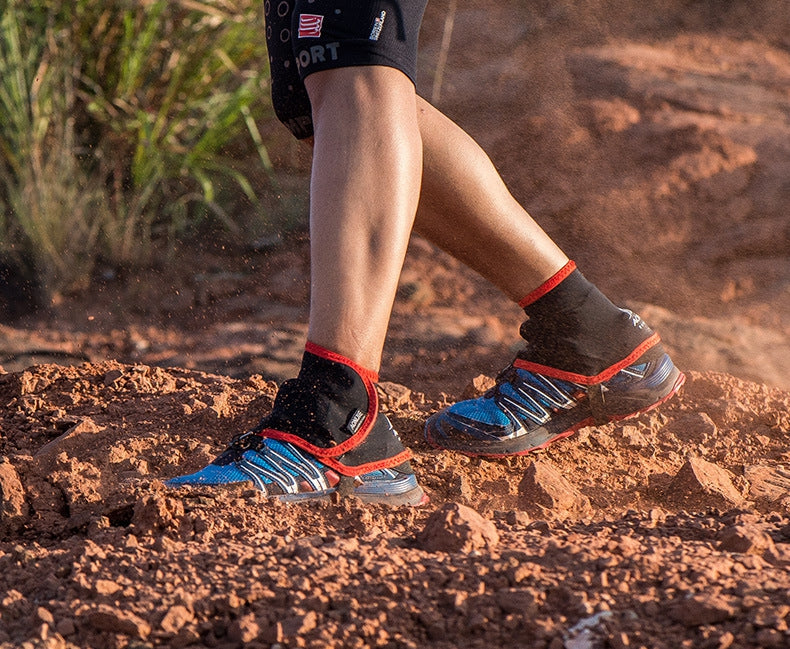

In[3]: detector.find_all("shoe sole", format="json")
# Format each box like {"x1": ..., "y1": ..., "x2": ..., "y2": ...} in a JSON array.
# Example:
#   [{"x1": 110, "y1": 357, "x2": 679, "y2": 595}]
[
  {"x1": 170, "y1": 475, "x2": 429, "y2": 507},
  {"x1": 169, "y1": 480, "x2": 429, "y2": 507},
  {"x1": 276, "y1": 484, "x2": 429, "y2": 506},
  {"x1": 425, "y1": 370, "x2": 686, "y2": 458}
]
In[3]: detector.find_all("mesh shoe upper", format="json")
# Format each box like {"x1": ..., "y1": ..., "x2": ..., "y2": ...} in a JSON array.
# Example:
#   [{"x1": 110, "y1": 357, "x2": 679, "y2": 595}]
[
  {"x1": 166, "y1": 343, "x2": 426, "y2": 506},
  {"x1": 425, "y1": 341, "x2": 684, "y2": 457},
  {"x1": 165, "y1": 434, "x2": 424, "y2": 504}
]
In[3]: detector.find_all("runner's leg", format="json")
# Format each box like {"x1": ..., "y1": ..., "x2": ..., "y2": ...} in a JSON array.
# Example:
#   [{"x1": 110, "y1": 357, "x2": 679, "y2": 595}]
[
  {"x1": 166, "y1": 0, "x2": 429, "y2": 503},
  {"x1": 414, "y1": 97, "x2": 569, "y2": 300},
  {"x1": 304, "y1": 66, "x2": 422, "y2": 372}
]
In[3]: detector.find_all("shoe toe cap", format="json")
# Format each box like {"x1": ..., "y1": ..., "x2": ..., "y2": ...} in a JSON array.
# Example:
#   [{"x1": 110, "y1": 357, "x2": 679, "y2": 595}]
[
  {"x1": 443, "y1": 397, "x2": 512, "y2": 429},
  {"x1": 165, "y1": 462, "x2": 252, "y2": 487}
]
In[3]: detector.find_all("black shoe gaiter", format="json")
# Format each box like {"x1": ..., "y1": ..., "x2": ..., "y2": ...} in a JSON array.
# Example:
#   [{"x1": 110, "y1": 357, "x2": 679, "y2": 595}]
[
  {"x1": 518, "y1": 266, "x2": 656, "y2": 377},
  {"x1": 255, "y1": 345, "x2": 411, "y2": 472}
]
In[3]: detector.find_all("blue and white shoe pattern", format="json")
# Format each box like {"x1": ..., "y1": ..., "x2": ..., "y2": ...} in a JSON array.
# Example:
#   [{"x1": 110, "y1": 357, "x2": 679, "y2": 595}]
[
  {"x1": 425, "y1": 349, "x2": 684, "y2": 457},
  {"x1": 166, "y1": 433, "x2": 426, "y2": 505}
]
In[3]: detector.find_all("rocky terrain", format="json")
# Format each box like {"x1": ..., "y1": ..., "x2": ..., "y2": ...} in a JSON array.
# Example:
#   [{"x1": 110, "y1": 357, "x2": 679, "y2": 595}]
[
  {"x1": 2, "y1": 1, "x2": 790, "y2": 648},
  {"x1": 1, "y1": 362, "x2": 790, "y2": 649}
]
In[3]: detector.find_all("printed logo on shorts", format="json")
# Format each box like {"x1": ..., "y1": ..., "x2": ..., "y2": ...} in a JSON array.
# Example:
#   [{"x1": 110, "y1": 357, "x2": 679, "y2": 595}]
[
  {"x1": 298, "y1": 14, "x2": 324, "y2": 38},
  {"x1": 369, "y1": 10, "x2": 386, "y2": 41}
]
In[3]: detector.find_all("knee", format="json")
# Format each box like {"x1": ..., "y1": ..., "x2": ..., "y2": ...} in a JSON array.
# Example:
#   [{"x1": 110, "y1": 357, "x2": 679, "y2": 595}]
[{"x1": 305, "y1": 66, "x2": 416, "y2": 127}]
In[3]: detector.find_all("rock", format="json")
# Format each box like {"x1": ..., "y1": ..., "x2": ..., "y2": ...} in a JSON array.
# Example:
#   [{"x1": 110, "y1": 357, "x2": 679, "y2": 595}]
[
  {"x1": 420, "y1": 610, "x2": 447, "y2": 640},
  {"x1": 260, "y1": 620, "x2": 284, "y2": 644},
  {"x1": 0, "y1": 459, "x2": 28, "y2": 531},
  {"x1": 103, "y1": 369, "x2": 124, "y2": 387},
  {"x1": 93, "y1": 579, "x2": 121, "y2": 597},
  {"x1": 620, "y1": 425, "x2": 649, "y2": 449},
  {"x1": 717, "y1": 525, "x2": 776, "y2": 556},
  {"x1": 84, "y1": 605, "x2": 151, "y2": 639},
  {"x1": 748, "y1": 603, "x2": 790, "y2": 629},
  {"x1": 667, "y1": 456, "x2": 744, "y2": 509},
  {"x1": 744, "y1": 464, "x2": 790, "y2": 503},
  {"x1": 417, "y1": 502, "x2": 500, "y2": 553},
  {"x1": 495, "y1": 588, "x2": 539, "y2": 616},
  {"x1": 209, "y1": 388, "x2": 233, "y2": 417},
  {"x1": 670, "y1": 593, "x2": 737, "y2": 626},
  {"x1": 131, "y1": 493, "x2": 185, "y2": 534},
  {"x1": 669, "y1": 412, "x2": 718, "y2": 443},
  {"x1": 765, "y1": 543, "x2": 790, "y2": 566},
  {"x1": 518, "y1": 461, "x2": 593, "y2": 518},
  {"x1": 504, "y1": 510, "x2": 531, "y2": 526},
  {"x1": 228, "y1": 613, "x2": 261, "y2": 643},
  {"x1": 717, "y1": 631, "x2": 736, "y2": 649},
  {"x1": 281, "y1": 610, "x2": 318, "y2": 637},
  {"x1": 449, "y1": 474, "x2": 474, "y2": 502},
  {"x1": 49, "y1": 457, "x2": 107, "y2": 528},
  {"x1": 376, "y1": 381, "x2": 413, "y2": 410},
  {"x1": 160, "y1": 604, "x2": 193, "y2": 635},
  {"x1": 460, "y1": 374, "x2": 496, "y2": 400},
  {"x1": 55, "y1": 619, "x2": 75, "y2": 637},
  {"x1": 610, "y1": 534, "x2": 643, "y2": 556},
  {"x1": 170, "y1": 626, "x2": 201, "y2": 649},
  {"x1": 754, "y1": 628, "x2": 785, "y2": 648},
  {"x1": 36, "y1": 607, "x2": 54, "y2": 625},
  {"x1": 34, "y1": 418, "x2": 102, "y2": 458}
]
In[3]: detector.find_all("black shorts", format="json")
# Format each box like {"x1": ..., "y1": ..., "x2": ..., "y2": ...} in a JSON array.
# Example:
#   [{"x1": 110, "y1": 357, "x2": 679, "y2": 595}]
[{"x1": 264, "y1": 0, "x2": 427, "y2": 139}]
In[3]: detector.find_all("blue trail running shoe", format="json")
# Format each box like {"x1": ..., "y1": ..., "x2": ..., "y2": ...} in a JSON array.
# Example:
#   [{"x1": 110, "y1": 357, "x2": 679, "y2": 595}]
[
  {"x1": 166, "y1": 342, "x2": 428, "y2": 506},
  {"x1": 166, "y1": 431, "x2": 426, "y2": 506},
  {"x1": 425, "y1": 341, "x2": 685, "y2": 457}
]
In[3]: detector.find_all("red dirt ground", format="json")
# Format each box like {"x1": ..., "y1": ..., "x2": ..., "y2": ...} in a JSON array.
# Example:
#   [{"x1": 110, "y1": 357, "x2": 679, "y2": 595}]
[{"x1": 2, "y1": 2, "x2": 790, "y2": 648}]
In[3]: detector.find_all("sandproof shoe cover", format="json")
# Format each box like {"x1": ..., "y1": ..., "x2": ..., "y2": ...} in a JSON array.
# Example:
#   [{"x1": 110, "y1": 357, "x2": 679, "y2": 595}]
[
  {"x1": 424, "y1": 261, "x2": 685, "y2": 457},
  {"x1": 166, "y1": 342, "x2": 427, "y2": 506}
]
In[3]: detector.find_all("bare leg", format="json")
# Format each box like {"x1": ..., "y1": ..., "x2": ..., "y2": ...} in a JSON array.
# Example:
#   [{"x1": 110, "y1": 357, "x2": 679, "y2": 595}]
[
  {"x1": 304, "y1": 66, "x2": 422, "y2": 372},
  {"x1": 414, "y1": 97, "x2": 568, "y2": 302},
  {"x1": 413, "y1": 104, "x2": 684, "y2": 458},
  {"x1": 300, "y1": 96, "x2": 569, "y2": 305},
  {"x1": 166, "y1": 67, "x2": 429, "y2": 504}
]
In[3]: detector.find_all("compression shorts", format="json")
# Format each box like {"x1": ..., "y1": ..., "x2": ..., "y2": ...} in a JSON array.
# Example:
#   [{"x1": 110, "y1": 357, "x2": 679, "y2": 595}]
[{"x1": 264, "y1": 0, "x2": 427, "y2": 139}]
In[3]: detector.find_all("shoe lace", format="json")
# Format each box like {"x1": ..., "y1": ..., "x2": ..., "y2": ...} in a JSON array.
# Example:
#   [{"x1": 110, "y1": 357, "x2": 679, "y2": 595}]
[
  {"x1": 486, "y1": 363, "x2": 522, "y2": 397},
  {"x1": 491, "y1": 361, "x2": 584, "y2": 423},
  {"x1": 227, "y1": 428, "x2": 265, "y2": 452}
]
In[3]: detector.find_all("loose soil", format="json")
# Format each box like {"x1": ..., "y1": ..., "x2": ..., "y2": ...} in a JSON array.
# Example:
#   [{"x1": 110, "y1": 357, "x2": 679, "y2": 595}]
[{"x1": 2, "y1": 2, "x2": 790, "y2": 648}]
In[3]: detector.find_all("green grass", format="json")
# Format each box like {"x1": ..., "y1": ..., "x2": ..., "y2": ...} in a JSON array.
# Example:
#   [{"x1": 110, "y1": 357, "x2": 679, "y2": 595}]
[{"x1": 0, "y1": 0, "x2": 275, "y2": 297}]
